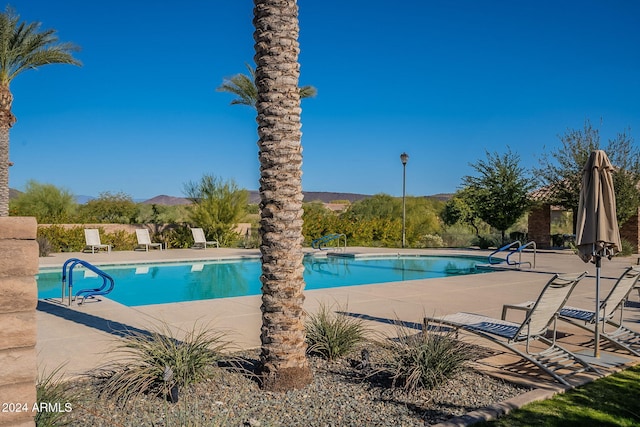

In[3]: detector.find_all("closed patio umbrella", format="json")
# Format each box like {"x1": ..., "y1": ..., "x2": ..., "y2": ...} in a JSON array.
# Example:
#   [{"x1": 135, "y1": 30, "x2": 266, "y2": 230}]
[{"x1": 575, "y1": 150, "x2": 621, "y2": 357}]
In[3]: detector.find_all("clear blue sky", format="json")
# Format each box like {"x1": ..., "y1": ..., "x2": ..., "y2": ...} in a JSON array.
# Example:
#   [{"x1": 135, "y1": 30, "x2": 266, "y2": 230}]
[{"x1": 7, "y1": 0, "x2": 640, "y2": 200}]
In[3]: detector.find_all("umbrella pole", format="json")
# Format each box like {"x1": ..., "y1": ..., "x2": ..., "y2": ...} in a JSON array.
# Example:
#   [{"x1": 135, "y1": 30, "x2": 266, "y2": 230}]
[{"x1": 594, "y1": 255, "x2": 601, "y2": 358}]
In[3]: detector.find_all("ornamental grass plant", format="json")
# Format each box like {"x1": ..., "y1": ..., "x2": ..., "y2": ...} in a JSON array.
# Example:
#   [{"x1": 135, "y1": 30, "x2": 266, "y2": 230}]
[
  {"x1": 305, "y1": 302, "x2": 369, "y2": 361},
  {"x1": 380, "y1": 321, "x2": 476, "y2": 392},
  {"x1": 35, "y1": 365, "x2": 78, "y2": 427},
  {"x1": 96, "y1": 322, "x2": 230, "y2": 405}
]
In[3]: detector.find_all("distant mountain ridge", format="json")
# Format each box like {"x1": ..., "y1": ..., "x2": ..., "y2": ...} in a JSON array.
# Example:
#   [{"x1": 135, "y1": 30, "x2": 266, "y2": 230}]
[
  {"x1": 142, "y1": 195, "x2": 192, "y2": 206},
  {"x1": 9, "y1": 188, "x2": 452, "y2": 206},
  {"x1": 141, "y1": 191, "x2": 373, "y2": 206},
  {"x1": 141, "y1": 191, "x2": 453, "y2": 206}
]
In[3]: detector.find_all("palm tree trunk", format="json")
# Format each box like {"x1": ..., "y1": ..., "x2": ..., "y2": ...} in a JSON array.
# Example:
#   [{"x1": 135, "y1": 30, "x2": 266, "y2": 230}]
[
  {"x1": 253, "y1": 0, "x2": 312, "y2": 391},
  {"x1": 0, "y1": 84, "x2": 15, "y2": 216}
]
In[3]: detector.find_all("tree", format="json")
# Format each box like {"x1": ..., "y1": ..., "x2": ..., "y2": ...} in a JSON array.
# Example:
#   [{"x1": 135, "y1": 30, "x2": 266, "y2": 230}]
[
  {"x1": 461, "y1": 148, "x2": 535, "y2": 242},
  {"x1": 9, "y1": 180, "x2": 76, "y2": 222},
  {"x1": 346, "y1": 194, "x2": 400, "y2": 220},
  {"x1": 536, "y1": 120, "x2": 640, "y2": 230},
  {"x1": 0, "y1": 7, "x2": 81, "y2": 216},
  {"x1": 77, "y1": 192, "x2": 139, "y2": 223},
  {"x1": 253, "y1": 0, "x2": 312, "y2": 391},
  {"x1": 217, "y1": 62, "x2": 317, "y2": 108},
  {"x1": 183, "y1": 175, "x2": 248, "y2": 246},
  {"x1": 599, "y1": 130, "x2": 640, "y2": 226},
  {"x1": 442, "y1": 193, "x2": 481, "y2": 235},
  {"x1": 345, "y1": 194, "x2": 442, "y2": 246}
]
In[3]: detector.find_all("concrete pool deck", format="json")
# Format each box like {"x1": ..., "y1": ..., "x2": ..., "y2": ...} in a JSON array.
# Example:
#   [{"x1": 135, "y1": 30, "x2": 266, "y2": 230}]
[{"x1": 36, "y1": 247, "x2": 640, "y2": 408}]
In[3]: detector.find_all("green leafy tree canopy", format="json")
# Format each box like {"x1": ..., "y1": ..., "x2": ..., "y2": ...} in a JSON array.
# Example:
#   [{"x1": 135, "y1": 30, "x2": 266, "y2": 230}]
[
  {"x1": 184, "y1": 174, "x2": 248, "y2": 246},
  {"x1": 535, "y1": 120, "x2": 640, "y2": 228},
  {"x1": 217, "y1": 63, "x2": 317, "y2": 108},
  {"x1": 9, "y1": 180, "x2": 77, "y2": 223},
  {"x1": 77, "y1": 192, "x2": 138, "y2": 224},
  {"x1": 461, "y1": 148, "x2": 535, "y2": 241}
]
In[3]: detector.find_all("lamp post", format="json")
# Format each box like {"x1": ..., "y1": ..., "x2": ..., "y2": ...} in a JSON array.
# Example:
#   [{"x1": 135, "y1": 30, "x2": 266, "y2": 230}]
[{"x1": 400, "y1": 152, "x2": 409, "y2": 248}]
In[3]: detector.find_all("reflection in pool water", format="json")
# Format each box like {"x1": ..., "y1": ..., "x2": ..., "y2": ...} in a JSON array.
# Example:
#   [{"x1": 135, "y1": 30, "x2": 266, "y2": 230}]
[{"x1": 37, "y1": 255, "x2": 486, "y2": 307}]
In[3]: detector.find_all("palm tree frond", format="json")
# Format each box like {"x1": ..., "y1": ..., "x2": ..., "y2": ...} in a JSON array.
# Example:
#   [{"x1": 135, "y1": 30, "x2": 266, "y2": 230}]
[
  {"x1": 217, "y1": 62, "x2": 316, "y2": 108},
  {"x1": 0, "y1": 7, "x2": 81, "y2": 85},
  {"x1": 299, "y1": 85, "x2": 317, "y2": 99}
]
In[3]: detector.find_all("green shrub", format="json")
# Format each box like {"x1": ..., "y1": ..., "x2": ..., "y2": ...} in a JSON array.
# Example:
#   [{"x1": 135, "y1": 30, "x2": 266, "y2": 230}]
[
  {"x1": 380, "y1": 322, "x2": 474, "y2": 392},
  {"x1": 160, "y1": 223, "x2": 193, "y2": 249},
  {"x1": 96, "y1": 322, "x2": 229, "y2": 405},
  {"x1": 306, "y1": 303, "x2": 369, "y2": 361},
  {"x1": 473, "y1": 234, "x2": 500, "y2": 249},
  {"x1": 439, "y1": 224, "x2": 476, "y2": 248},
  {"x1": 37, "y1": 225, "x2": 85, "y2": 252},
  {"x1": 420, "y1": 234, "x2": 444, "y2": 248},
  {"x1": 102, "y1": 229, "x2": 137, "y2": 251},
  {"x1": 37, "y1": 226, "x2": 138, "y2": 252},
  {"x1": 620, "y1": 238, "x2": 636, "y2": 256}
]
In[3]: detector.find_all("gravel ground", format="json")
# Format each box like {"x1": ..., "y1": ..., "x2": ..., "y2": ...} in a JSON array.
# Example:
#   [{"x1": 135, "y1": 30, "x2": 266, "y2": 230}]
[{"x1": 57, "y1": 346, "x2": 530, "y2": 427}]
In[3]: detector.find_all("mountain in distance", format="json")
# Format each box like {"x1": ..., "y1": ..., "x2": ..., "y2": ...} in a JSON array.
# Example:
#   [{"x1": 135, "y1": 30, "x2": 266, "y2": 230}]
[
  {"x1": 142, "y1": 195, "x2": 193, "y2": 206},
  {"x1": 9, "y1": 188, "x2": 22, "y2": 199},
  {"x1": 9, "y1": 188, "x2": 452, "y2": 206},
  {"x1": 429, "y1": 193, "x2": 454, "y2": 202},
  {"x1": 141, "y1": 191, "x2": 453, "y2": 206},
  {"x1": 141, "y1": 191, "x2": 371, "y2": 206}
]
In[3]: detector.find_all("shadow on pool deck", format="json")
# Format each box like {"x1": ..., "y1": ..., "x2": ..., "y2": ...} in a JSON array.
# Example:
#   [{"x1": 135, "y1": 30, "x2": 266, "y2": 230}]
[
  {"x1": 37, "y1": 299, "x2": 151, "y2": 339},
  {"x1": 37, "y1": 248, "x2": 640, "y2": 398}
]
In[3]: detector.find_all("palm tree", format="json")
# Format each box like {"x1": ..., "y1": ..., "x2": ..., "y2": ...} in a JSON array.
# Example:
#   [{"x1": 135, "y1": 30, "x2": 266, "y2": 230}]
[
  {"x1": 217, "y1": 62, "x2": 317, "y2": 108},
  {"x1": 253, "y1": 0, "x2": 312, "y2": 391},
  {"x1": 0, "y1": 7, "x2": 81, "y2": 216}
]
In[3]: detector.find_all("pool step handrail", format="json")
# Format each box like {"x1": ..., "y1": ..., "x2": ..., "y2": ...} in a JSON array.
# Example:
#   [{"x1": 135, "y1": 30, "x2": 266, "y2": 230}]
[
  {"x1": 311, "y1": 233, "x2": 347, "y2": 251},
  {"x1": 506, "y1": 240, "x2": 537, "y2": 268},
  {"x1": 488, "y1": 241, "x2": 521, "y2": 265},
  {"x1": 61, "y1": 258, "x2": 115, "y2": 305}
]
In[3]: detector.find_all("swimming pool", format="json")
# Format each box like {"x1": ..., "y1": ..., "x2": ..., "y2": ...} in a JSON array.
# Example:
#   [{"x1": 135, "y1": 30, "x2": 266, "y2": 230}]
[{"x1": 37, "y1": 255, "x2": 488, "y2": 307}]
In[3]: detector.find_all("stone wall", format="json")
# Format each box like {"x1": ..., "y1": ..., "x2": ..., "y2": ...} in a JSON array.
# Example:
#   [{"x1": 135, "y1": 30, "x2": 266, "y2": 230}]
[
  {"x1": 0, "y1": 217, "x2": 37, "y2": 427},
  {"x1": 38, "y1": 223, "x2": 141, "y2": 234},
  {"x1": 38, "y1": 223, "x2": 253, "y2": 236}
]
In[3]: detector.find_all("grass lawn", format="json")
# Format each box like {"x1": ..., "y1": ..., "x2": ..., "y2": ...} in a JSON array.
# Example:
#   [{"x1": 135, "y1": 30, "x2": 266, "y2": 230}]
[{"x1": 477, "y1": 364, "x2": 640, "y2": 426}]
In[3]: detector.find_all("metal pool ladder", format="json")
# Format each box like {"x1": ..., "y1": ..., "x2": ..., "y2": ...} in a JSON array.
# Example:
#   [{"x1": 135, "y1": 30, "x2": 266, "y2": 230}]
[
  {"x1": 61, "y1": 258, "x2": 115, "y2": 306},
  {"x1": 311, "y1": 233, "x2": 347, "y2": 251},
  {"x1": 488, "y1": 240, "x2": 537, "y2": 268}
]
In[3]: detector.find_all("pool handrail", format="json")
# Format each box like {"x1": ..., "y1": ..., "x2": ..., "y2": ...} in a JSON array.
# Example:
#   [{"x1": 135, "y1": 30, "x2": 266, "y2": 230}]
[
  {"x1": 506, "y1": 240, "x2": 537, "y2": 268},
  {"x1": 61, "y1": 258, "x2": 115, "y2": 305},
  {"x1": 311, "y1": 233, "x2": 347, "y2": 251},
  {"x1": 488, "y1": 241, "x2": 521, "y2": 265}
]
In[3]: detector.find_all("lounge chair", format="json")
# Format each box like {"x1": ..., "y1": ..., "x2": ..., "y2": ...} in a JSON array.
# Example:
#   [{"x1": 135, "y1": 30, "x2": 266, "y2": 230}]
[
  {"x1": 424, "y1": 272, "x2": 600, "y2": 385},
  {"x1": 135, "y1": 229, "x2": 163, "y2": 251},
  {"x1": 83, "y1": 229, "x2": 111, "y2": 254},
  {"x1": 191, "y1": 228, "x2": 219, "y2": 249},
  {"x1": 507, "y1": 266, "x2": 640, "y2": 356}
]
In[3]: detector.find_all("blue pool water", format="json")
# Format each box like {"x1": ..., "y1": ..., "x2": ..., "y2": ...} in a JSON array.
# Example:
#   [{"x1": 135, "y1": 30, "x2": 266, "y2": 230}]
[{"x1": 37, "y1": 255, "x2": 487, "y2": 307}]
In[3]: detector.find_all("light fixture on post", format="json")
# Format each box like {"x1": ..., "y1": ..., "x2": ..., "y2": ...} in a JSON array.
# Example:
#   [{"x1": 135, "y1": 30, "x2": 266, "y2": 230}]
[{"x1": 400, "y1": 152, "x2": 409, "y2": 248}]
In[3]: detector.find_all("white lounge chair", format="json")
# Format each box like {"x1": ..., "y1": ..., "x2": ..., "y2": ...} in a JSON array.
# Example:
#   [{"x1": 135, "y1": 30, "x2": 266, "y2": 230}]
[
  {"x1": 506, "y1": 266, "x2": 640, "y2": 356},
  {"x1": 191, "y1": 228, "x2": 219, "y2": 249},
  {"x1": 135, "y1": 229, "x2": 163, "y2": 251},
  {"x1": 424, "y1": 272, "x2": 600, "y2": 385},
  {"x1": 83, "y1": 229, "x2": 111, "y2": 254}
]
